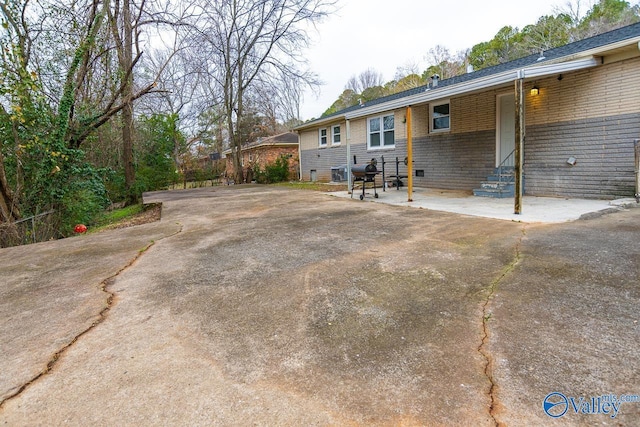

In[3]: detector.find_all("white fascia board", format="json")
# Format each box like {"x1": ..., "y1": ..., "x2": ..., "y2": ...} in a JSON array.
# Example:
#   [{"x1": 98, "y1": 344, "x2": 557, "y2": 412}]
[
  {"x1": 294, "y1": 115, "x2": 346, "y2": 131},
  {"x1": 560, "y1": 36, "x2": 640, "y2": 61},
  {"x1": 300, "y1": 37, "x2": 637, "y2": 127},
  {"x1": 345, "y1": 70, "x2": 518, "y2": 120},
  {"x1": 519, "y1": 56, "x2": 599, "y2": 79}
]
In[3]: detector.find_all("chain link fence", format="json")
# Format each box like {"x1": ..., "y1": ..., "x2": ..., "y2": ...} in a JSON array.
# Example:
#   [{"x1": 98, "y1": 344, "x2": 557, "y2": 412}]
[{"x1": 1, "y1": 210, "x2": 59, "y2": 248}]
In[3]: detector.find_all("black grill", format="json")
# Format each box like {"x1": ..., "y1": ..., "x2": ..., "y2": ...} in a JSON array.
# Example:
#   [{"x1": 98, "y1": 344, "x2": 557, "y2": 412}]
[{"x1": 351, "y1": 159, "x2": 379, "y2": 200}]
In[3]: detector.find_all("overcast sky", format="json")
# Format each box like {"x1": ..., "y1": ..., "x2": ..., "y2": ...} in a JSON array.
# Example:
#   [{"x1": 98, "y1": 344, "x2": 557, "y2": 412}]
[{"x1": 299, "y1": 0, "x2": 565, "y2": 120}]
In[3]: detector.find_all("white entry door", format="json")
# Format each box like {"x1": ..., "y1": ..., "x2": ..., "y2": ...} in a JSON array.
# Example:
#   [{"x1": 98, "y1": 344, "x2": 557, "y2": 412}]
[{"x1": 497, "y1": 93, "x2": 516, "y2": 167}]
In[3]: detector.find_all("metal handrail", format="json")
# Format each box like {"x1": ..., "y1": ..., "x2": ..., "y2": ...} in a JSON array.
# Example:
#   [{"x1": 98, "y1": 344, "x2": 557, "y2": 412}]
[{"x1": 497, "y1": 149, "x2": 516, "y2": 184}]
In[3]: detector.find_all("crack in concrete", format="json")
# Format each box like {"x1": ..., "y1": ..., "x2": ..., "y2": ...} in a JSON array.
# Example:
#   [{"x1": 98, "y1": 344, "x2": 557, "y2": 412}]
[
  {"x1": 0, "y1": 223, "x2": 183, "y2": 409},
  {"x1": 479, "y1": 225, "x2": 526, "y2": 426}
]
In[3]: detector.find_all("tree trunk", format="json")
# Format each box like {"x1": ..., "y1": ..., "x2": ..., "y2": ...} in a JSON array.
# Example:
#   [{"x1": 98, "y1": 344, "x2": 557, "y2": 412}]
[
  {"x1": 0, "y1": 159, "x2": 19, "y2": 222},
  {"x1": 121, "y1": 0, "x2": 136, "y2": 204},
  {"x1": 232, "y1": 141, "x2": 243, "y2": 183}
]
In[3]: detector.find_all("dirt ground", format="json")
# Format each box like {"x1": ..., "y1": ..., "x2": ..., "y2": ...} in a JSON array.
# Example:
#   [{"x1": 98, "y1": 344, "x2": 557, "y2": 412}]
[{"x1": 0, "y1": 185, "x2": 638, "y2": 426}]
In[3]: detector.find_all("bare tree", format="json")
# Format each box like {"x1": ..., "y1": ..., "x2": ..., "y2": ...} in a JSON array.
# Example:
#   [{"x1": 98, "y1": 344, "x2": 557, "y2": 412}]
[
  {"x1": 275, "y1": 73, "x2": 305, "y2": 126},
  {"x1": 345, "y1": 68, "x2": 384, "y2": 94},
  {"x1": 191, "y1": 0, "x2": 334, "y2": 183},
  {"x1": 394, "y1": 61, "x2": 421, "y2": 81},
  {"x1": 554, "y1": 0, "x2": 639, "y2": 41},
  {"x1": 554, "y1": 0, "x2": 589, "y2": 28},
  {"x1": 424, "y1": 45, "x2": 467, "y2": 80},
  {"x1": 522, "y1": 14, "x2": 572, "y2": 53}
]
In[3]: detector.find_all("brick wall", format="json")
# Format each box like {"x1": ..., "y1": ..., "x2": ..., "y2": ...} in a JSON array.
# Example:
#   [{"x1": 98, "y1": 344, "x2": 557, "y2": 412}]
[
  {"x1": 298, "y1": 55, "x2": 640, "y2": 198},
  {"x1": 226, "y1": 145, "x2": 299, "y2": 181}
]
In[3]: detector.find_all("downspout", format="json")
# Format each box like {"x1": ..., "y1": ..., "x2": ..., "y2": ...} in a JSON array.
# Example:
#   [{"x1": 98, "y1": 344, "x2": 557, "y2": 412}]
[
  {"x1": 346, "y1": 119, "x2": 352, "y2": 193},
  {"x1": 633, "y1": 42, "x2": 640, "y2": 203},
  {"x1": 406, "y1": 106, "x2": 413, "y2": 202},
  {"x1": 634, "y1": 139, "x2": 639, "y2": 203},
  {"x1": 514, "y1": 74, "x2": 525, "y2": 214},
  {"x1": 296, "y1": 131, "x2": 302, "y2": 181}
]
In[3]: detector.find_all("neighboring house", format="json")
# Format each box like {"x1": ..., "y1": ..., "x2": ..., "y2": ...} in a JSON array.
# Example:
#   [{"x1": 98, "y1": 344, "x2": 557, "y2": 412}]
[
  {"x1": 224, "y1": 132, "x2": 299, "y2": 182},
  {"x1": 295, "y1": 23, "x2": 640, "y2": 199}
]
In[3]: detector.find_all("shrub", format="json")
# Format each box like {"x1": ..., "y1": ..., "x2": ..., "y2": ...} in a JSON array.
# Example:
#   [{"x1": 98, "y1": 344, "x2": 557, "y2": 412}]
[{"x1": 254, "y1": 155, "x2": 290, "y2": 184}]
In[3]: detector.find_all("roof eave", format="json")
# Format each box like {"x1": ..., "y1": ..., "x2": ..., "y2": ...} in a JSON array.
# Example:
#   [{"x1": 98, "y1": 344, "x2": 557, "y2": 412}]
[
  {"x1": 222, "y1": 142, "x2": 299, "y2": 155},
  {"x1": 294, "y1": 114, "x2": 348, "y2": 132},
  {"x1": 345, "y1": 56, "x2": 601, "y2": 120},
  {"x1": 297, "y1": 34, "x2": 640, "y2": 128}
]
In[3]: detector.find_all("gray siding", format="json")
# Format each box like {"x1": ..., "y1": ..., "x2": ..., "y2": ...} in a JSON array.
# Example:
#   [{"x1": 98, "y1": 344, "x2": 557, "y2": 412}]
[
  {"x1": 301, "y1": 130, "x2": 496, "y2": 192},
  {"x1": 301, "y1": 112, "x2": 640, "y2": 199},
  {"x1": 300, "y1": 145, "x2": 410, "y2": 182},
  {"x1": 525, "y1": 112, "x2": 640, "y2": 198},
  {"x1": 300, "y1": 146, "x2": 348, "y2": 182},
  {"x1": 410, "y1": 130, "x2": 495, "y2": 190}
]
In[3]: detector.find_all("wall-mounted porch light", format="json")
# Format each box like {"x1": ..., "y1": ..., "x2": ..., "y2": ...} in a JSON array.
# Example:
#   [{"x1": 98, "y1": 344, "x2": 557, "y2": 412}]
[{"x1": 530, "y1": 85, "x2": 539, "y2": 96}]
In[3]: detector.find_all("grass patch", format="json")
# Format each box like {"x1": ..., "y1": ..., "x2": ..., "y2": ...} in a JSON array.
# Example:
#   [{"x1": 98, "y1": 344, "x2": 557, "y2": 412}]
[
  {"x1": 94, "y1": 204, "x2": 145, "y2": 228},
  {"x1": 89, "y1": 203, "x2": 161, "y2": 233}
]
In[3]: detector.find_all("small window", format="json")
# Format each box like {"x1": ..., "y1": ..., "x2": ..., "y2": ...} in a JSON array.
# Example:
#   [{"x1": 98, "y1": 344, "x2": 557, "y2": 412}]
[
  {"x1": 430, "y1": 101, "x2": 450, "y2": 132},
  {"x1": 368, "y1": 114, "x2": 394, "y2": 150},
  {"x1": 319, "y1": 128, "x2": 327, "y2": 147},
  {"x1": 332, "y1": 125, "x2": 341, "y2": 145}
]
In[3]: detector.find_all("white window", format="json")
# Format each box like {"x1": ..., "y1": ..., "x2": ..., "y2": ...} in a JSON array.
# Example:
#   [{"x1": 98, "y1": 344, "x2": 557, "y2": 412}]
[
  {"x1": 319, "y1": 128, "x2": 327, "y2": 147},
  {"x1": 367, "y1": 114, "x2": 395, "y2": 150},
  {"x1": 332, "y1": 125, "x2": 341, "y2": 145},
  {"x1": 430, "y1": 100, "x2": 450, "y2": 133}
]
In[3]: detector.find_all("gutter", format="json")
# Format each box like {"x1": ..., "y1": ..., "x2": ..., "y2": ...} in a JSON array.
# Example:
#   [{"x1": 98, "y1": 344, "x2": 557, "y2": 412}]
[
  {"x1": 346, "y1": 56, "x2": 600, "y2": 120},
  {"x1": 295, "y1": 35, "x2": 640, "y2": 130}
]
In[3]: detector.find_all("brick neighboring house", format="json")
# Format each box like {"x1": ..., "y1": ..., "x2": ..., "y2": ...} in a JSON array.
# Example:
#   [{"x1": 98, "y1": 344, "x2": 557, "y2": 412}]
[
  {"x1": 295, "y1": 23, "x2": 640, "y2": 200},
  {"x1": 224, "y1": 132, "x2": 300, "y2": 182}
]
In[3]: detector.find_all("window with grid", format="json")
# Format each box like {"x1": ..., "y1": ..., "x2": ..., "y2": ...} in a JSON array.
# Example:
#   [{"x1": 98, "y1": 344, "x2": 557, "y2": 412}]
[{"x1": 367, "y1": 114, "x2": 394, "y2": 149}]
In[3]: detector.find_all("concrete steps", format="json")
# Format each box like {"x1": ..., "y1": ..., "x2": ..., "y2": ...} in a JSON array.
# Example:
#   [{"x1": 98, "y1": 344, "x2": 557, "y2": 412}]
[{"x1": 473, "y1": 167, "x2": 520, "y2": 198}]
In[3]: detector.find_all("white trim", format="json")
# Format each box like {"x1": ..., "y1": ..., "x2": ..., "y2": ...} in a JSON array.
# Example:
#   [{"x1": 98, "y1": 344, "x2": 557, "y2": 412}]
[
  {"x1": 294, "y1": 54, "x2": 603, "y2": 132},
  {"x1": 297, "y1": 131, "x2": 302, "y2": 181},
  {"x1": 345, "y1": 57, "x2": 600, "y2": 120},
  {"x1": 367, "y1": 114, "x2": 395, "y2": 150},
  {"x1": 318, "y1": 127, "x2": 328, "y2": 147},
  {"x1": 518, "y1": 56, "x2": 600, "y2": 79},
  {"x1": 331, "y1": 124, "x2": 341, "y2": 145},
  {"x1": 430, "y1": 99, "x2": 451, "y2": 133},
  {"x1": 346, "y1": 119, "x2": 352, "y2": 192}
]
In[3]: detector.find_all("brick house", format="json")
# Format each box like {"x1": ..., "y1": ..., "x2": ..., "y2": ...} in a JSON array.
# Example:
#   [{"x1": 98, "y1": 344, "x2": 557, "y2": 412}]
[
  {"x1": 224, "y1": 132, "x2": 300, "y2": 182},
  {"x1": 295, "y1": 23, "x2": 640, "y2": 200}
]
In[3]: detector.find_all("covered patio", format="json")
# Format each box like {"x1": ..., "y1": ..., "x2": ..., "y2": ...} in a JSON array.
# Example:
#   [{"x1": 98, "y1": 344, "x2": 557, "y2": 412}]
[{"x1": 329, "y1": 186, "x2": 637, "y2": 223}]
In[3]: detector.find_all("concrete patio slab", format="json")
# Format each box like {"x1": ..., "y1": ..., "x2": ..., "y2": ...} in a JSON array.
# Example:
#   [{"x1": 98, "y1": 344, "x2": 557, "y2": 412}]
[
  {"x1": 329, "y1": 186, "x2": 637, "y2": 223},
  {"x1": 1, "y1": 186, "x2": 638, "y2": 425}
]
